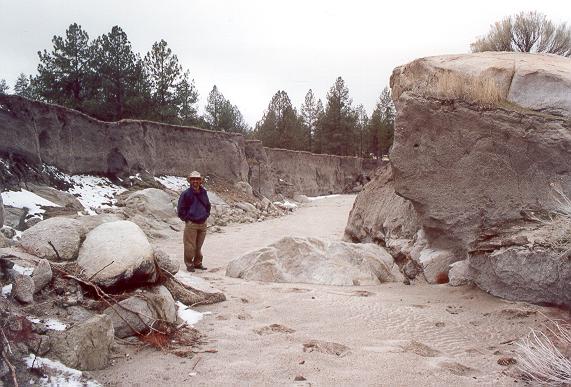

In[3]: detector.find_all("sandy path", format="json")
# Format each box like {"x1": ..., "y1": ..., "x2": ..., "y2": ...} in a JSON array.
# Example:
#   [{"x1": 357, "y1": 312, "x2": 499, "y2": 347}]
[{"x1": 93, "y1": 195, "x2": 560, "y2": 386}]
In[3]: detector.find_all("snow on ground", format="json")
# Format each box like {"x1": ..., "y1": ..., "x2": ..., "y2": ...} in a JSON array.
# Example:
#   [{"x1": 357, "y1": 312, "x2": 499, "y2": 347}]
[
  {"x1": 307, "y1": 194, "x2": 341, "y2": 201},
  {"x1": 27, "y1": 317, "x2": 67, "y2": 331},
  {"x1": 176, "y1": 301, "x2": 208, "y2": 325},
  {"x1": 1, "y1": 190, "x2": 60, "y2": 218},
  {"x1": 155, "y1": 175, "x2": 188, "y2": 193},
  {"x1": 24, "y1": 355, "x2": 101, "y2": 386},
  {"x1": 273, "y1": 199, "x2": 298, "y2": 210},
  {"x1": 2, "y1": 284, "x2": 12, "y2": 297},
  {"x1": 13, "y1": 264, "x2": 34, "y2": 276},
  {"x1": 66, "y1": 175, "x2": 126, "y2": 215}
]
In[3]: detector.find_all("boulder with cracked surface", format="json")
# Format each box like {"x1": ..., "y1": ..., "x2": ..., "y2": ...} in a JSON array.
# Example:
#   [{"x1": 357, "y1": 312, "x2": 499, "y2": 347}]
[{"x1": 227, "y1": 236, "x2": 402, "y2": 285}]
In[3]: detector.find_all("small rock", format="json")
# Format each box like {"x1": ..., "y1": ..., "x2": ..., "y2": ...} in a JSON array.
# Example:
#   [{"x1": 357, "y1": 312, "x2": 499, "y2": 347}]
[
  {"x1": 0, "y1": 227, "x2": 16, "y2": 239},
  {"x1": 497, "y1": 357, "x2": 517, "y2": 366},
  {"x1": 154, "y1": 248, "x2": 179, "y2": 275},
  {"x1": 32, "y1": 259, "x2": 52, "y2": 293},
  {"x1": 13, "y1": 274, "x2": 34, "y2": 303},
  {"x1": 294, "y1": 376, "x2": 307, "y2": 381},
  {"x1": 50, "y1": 314, "x2": 114, "y2": 370}
]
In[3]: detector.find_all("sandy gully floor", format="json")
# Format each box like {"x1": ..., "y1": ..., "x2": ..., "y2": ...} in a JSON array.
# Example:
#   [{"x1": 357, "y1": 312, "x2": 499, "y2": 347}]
[{"x1": 92, "y1": 195, "x2": 567, "y2": 386}]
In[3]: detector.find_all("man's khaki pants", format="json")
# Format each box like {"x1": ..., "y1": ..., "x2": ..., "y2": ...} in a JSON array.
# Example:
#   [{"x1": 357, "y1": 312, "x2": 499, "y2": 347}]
[{"x1": 183, "y1": 221, "x2": 207, "y2": 269}]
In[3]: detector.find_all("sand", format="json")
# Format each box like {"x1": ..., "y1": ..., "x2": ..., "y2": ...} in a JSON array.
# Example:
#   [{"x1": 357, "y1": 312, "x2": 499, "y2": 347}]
[{"x1": 91, "y1": 195, "x2": 565, "y2": 386}]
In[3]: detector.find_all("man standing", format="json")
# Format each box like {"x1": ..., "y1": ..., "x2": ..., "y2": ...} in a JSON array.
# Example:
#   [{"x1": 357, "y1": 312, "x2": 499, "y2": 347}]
[{"x1": 177, "y1": 171, "x2": 211, "y2": 272}]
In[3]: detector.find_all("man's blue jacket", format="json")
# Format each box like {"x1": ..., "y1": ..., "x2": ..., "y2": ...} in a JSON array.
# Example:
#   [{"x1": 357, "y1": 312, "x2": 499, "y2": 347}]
[{"x1": 177, "y1": 187, "x2": 211, "y2": 224}]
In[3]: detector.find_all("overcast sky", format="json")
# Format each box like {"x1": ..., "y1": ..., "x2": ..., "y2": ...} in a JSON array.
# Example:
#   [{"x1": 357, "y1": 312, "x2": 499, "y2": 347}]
[{"x1": 1, "y1": 0, "x2": 569, "y2": 126}]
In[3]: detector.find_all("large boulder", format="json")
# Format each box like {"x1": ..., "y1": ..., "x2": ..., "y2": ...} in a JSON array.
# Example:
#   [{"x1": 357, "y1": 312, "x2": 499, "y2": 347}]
[
  {"x1": 77, "y1": 220, "x2": 157, "y2": 289},
  {"x1": 388, "y1": 52, "x2": 571, "y2": 305},
  {"x1": 122, "y1": 188, "x2": 179, "y2": 236},
  {"x1": 49, "y1": 314, "x2": 114, "y2": 370},
  {"x1": 20, "y1": 217, "x2": 84, "y2": 261},
  {"x1": 3, "y1": 206, "x2": 27, "y2": 230},
  {"x1": 75, "y1": 213, "x2": 125, "y2": 233},
  {"x1": 103, "y1": 285, "x2": 177, "y2": 338},
  {"x1": 227, "y1": 236, "x2": 402, "y2": 285}
]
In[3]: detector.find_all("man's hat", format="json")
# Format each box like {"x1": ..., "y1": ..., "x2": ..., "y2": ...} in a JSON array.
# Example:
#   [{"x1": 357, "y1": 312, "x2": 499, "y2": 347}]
[{"x1": 187, "y1": 171, "x2": 202, "y2": 182}]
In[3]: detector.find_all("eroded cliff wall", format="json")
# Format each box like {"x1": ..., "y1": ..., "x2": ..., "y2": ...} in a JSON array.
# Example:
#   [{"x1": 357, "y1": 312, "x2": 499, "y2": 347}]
[
  {"x1": 0, "y1": 95, "x2": 249, "y2": 182},
  {"x1": 0, "y1": 95, "x2": 378, "y2": 198},
  {"x1": 246, "y1": 140, "x2": 378, "y2": 198}
]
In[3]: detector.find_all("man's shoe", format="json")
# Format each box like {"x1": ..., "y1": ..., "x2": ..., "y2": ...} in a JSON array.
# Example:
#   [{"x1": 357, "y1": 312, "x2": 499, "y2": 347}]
[
  {"x1": 187, "y1": 266, "x2": 195, "y2": 272},
  {"x1": 194, "y1": 265, "x2": 208, "y2": 270}
]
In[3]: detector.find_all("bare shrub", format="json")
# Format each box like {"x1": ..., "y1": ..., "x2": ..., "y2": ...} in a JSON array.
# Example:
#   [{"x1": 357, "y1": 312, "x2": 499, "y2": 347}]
[
  {"x1": 472, "y1": 11, "x2": 571, "y2": 57},
  {"x1": 516, "y1": 319, "x2": 571, "y2": 384}
]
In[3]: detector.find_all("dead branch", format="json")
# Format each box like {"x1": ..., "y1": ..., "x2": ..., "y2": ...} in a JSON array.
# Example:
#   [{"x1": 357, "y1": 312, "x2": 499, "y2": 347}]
[
  {"x1": 162, "y1": 270, "x2": 226, "y2": 306},
  {"x1": 1, "y1": 349, "x2": 18, "y2": 387},
  {"x1": 87, "y1": 260, "x2": 115, "y2": 281},
  {"x1": 47, "y1": 241, "x2": 61, "y2": 260}
]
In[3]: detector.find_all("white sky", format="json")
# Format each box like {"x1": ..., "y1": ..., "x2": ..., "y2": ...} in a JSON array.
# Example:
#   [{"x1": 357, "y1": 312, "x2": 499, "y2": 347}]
[{"x1": 1, "y1": 0, "x2": 569, "y2": 126}]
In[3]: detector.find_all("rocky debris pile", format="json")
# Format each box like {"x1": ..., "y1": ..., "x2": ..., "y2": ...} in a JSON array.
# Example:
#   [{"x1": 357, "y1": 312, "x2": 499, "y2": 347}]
[
  {"x1": 227, "y1": 236, "x2": 402, "y2": 285},
  {"x1": 346, "y1": 52, "x2": 571, "y2": 306},
  {"x1": 0, "y1": 216, "x2": 225, "y2": 386}
]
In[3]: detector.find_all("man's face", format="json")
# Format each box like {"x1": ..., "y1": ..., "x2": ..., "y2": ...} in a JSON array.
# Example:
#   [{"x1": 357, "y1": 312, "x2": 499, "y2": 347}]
[{"x1": 190, "y1": 178, "x2": 201, "y2": 189}]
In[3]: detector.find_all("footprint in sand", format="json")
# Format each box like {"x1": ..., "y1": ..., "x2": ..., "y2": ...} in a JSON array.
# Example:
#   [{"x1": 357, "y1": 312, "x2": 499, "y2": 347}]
[
  {"x1": 254, "y1": 324, "x2": 295, "y2": 335},
  {"x1": 303, "y1": 340, "x2": 350, "y2": 357},
  {"x1": 237, "y1": 313, "x2": 253, "y2": 320},
  {"x1": 402, "y1": 340, "x2": 441, "y2": 357},
  {"x1": 437, "y1": 361, "x2": 476, "y2": 376}
]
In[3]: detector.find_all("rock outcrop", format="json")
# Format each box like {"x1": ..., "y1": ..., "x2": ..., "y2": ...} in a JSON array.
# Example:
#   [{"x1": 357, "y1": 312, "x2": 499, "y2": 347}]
[
  {"x1": 348, "y1": 52, "x2": 571, "y2": 306},
  {"x1": 246, "y1": 140, "x2": 378, "y2": 198},
  {"x1": 227, "y1": 236, "x2": 402, "y2": 285},
  {"x1": 77, "y1": 220, "x2": 157, "y2": 289}
]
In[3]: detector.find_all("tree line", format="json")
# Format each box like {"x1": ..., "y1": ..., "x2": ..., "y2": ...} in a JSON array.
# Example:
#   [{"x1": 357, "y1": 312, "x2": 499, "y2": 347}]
[
  {"x1": 2, "y1": 23, "x2": 247, "y2": 133},
  {"x1": 253, "y1": 81, "x2": 394, "y2": 157},
  {"x1": 1, "y1": 23, "x2": 394, "y2": 158}
]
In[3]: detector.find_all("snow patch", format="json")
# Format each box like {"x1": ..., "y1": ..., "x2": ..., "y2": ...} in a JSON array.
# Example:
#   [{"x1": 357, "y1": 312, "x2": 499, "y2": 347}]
[
  {"x1": 155, "y1": 175, "x2": 188, "y2": 193},
  {"x1": 2, "y1": 284, "x2": 12, "y2": 297},
  {"x1": 13, "y1": 264, "x2": 34, "y2": 276},
  {"x1": 273, "y1": 199, "x2": 298, "y2": 210},
  {"x1": 1, "y1": 190, "x2": 60, "y2": 218},
  {"x1": 307, "y1": 194, "x2": 341, "y2": 201},
  {"x1": 66, "y1": 175, "x2": 126, "y2": 215},
  {"x1": 176, "y1": 301, "x2": 206, "y2": 325},
  {"x1": 24, "y1": 354, "x2": 101, "y2": 386},
  {"x1": 27, "y1": 317, "x2": 67, "y2": 331}
]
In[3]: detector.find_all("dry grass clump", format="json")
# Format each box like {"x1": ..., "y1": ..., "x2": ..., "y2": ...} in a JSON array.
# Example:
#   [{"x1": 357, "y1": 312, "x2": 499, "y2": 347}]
[
  {"x1": 516, "y1": 319, "x2": 571, "y2": 384},
  {"x1": 429, "y1": 71, "x2": 505, "y2": 106}
]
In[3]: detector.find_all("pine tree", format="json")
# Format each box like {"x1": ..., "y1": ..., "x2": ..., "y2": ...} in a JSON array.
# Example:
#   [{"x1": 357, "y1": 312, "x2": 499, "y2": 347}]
[
  {"x1": 367, "y1": 87, "x2": 395, "y2": 157},
  {"x1": 175, "y1": 70, "x2": 199, "y2": 126},
  {"x1": 205, "y1": 85, "x2": 226, "y2": 130},
  {"x1": 35, "y1": 23, "x2": 95, "y2": 110},
  {"x1": 353, "y1": 104, "x2": 368, "y2": 157},
  {"x1": 91, "y1": 26, "x2": 140, "y2": 120},
  {"x1": 144, "y1": 39, "x2": 182, "y2": 122},
  {"x1": 254, "y1": 90, "x2": 304, "y2": 150},
  {"x1": 321, "y1": 77, "x2": 356, "y2": 156},
  {"x1": 0, "y1": 79, "x2": 9, "y2": 94},
  {"x1": 300, "y1": 89, "x2": 320, "y2": 151},
  {"x1": 311, "y1": 99, "x2": 325, "y2": 153},
  {"x1": 13, "y1": 73, "x2": 38, "y2": 99}
]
